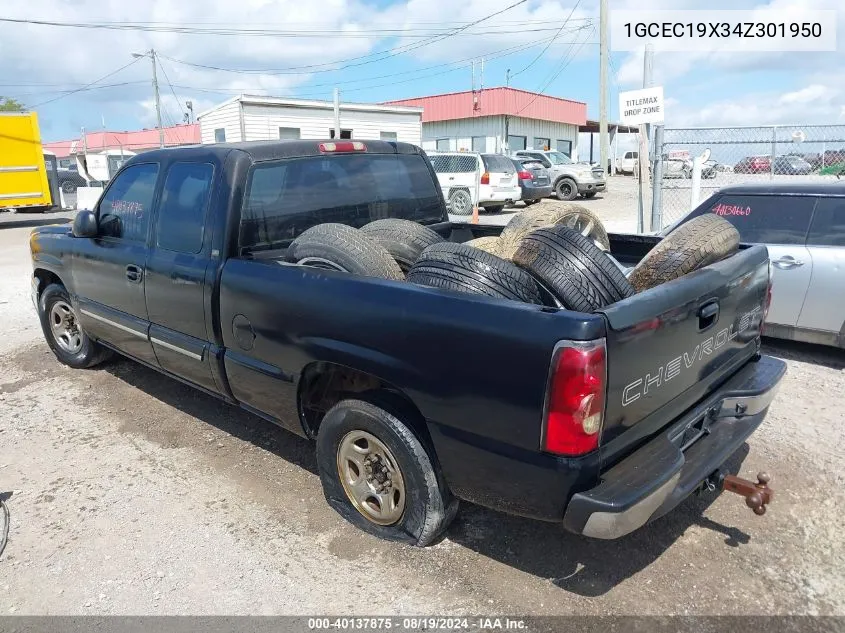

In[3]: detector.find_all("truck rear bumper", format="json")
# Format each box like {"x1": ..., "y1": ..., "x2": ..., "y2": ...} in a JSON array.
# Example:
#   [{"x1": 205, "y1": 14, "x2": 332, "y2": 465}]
[{"x1": 562, "y1": 354, "x2": 786, "y2": 539}]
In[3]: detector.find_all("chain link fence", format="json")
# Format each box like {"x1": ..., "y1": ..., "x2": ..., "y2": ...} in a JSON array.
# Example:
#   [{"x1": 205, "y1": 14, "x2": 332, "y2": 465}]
[{"x1": 654, "y1": 124, "x2": 845, "y2": 228}]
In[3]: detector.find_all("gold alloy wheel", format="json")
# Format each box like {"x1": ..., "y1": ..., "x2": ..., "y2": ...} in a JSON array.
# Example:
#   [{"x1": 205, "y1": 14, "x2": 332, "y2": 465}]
[{"x1": 336, "y1": 430, "x2": 406, "y2": 526}]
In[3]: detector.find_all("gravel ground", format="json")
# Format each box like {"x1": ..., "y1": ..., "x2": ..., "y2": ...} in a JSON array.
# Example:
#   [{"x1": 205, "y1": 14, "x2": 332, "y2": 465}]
[{"x1": 1, "y1": 210, "x2": 843, "y2": 616}]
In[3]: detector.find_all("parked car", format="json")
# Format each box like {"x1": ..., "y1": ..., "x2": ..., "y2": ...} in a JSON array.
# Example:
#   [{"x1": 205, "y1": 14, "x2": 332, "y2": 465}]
[
  {"x1": 511, "y1": 157, "x2": 552, "y2": 205},
  {"x1": 734, "y1": 156, "x2": 772, "y2": 174},
  {"x1": 57, "y1": 168, "x2": 87, "y2": 193},
  {"x1": 428, "y1": 151, "x2": 520, "y2": 214},
  {"x1": 30, "y1": 139, "x2": 782, "y2": 546},
  {"x1": 615, "y1": 151, "x2": 639, "y2": 175},
  {"x1": 663, "y1": 181, "x2": 845, "y2": 348},
  {"x1": 772, "y1": 156, "x2": 813, "y2": 176},
  {"x1": 512, "y1": 149, "x2": 606, "y2": 201}
]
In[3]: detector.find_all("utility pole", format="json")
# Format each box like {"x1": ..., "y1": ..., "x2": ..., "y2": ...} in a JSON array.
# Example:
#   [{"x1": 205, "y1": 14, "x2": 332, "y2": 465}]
[
  {"x1": 599, "y1": 0, "x2": 609, "y2": 178},
  {"x1": 132, "y1": 49, "x2": 164, "y2": 148},
  {"x1": 333, "y1": 88, "x2": 340, "y2": 139},
  {"x1": 506, "y1": 69, "x2": 511, "y2": 87}
]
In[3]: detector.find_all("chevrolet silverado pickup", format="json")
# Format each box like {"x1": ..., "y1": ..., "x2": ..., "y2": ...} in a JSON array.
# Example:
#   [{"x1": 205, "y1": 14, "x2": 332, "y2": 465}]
[{"x1": 29, "y1": 140, "x2": 784, "y2": 547}]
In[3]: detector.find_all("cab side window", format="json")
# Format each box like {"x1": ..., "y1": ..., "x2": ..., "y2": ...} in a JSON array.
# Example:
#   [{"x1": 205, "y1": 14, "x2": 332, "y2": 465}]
[
  {"x1": 807, "y1": 198, "x2": 845, "y2": 247},
  {"x1": 155, "y1": 162, "x2": 214, "y2": 254},
  {"x1": 97, "y1": 163, "x2": 159, "y2": 242}
]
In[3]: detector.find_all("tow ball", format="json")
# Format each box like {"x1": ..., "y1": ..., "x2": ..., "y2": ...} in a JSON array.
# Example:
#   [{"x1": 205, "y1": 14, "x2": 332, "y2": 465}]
[{"x1": 720, "y1": 472, "x2": 774, "y2": 515}]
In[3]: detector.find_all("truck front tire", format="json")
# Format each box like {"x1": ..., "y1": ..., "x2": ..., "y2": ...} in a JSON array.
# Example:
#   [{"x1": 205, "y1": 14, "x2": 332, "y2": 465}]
[
  {"x1": 316, "y1": 398, "x2": 457, "y2": 547},
  {"x1": 555, "y1": 178, "x2": 578, "y2": 201},
  {"x1": 38, "y1": 284, "x2": 111, "y2": 369}
]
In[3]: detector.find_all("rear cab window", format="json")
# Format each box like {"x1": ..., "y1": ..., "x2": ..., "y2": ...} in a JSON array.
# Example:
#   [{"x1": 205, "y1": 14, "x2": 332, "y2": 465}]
[
  {"x1": 239, "y1": 153, "x2": 444, "y2": 253},
  {"x1": 685, "y1": 194, "x2": 815, "y2": 244}
]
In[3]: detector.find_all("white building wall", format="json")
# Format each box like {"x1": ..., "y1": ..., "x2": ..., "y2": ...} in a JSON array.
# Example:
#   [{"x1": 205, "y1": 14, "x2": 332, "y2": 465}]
[
  {"x1": 421, "y1": 115, "x2": 580, "y2": 159},
  {"x1": 240, "y1": 104, "x2": 421, "y2": 145},
  {"x1": 198, "y1": 100, "x2": 242, "y2": 144}
]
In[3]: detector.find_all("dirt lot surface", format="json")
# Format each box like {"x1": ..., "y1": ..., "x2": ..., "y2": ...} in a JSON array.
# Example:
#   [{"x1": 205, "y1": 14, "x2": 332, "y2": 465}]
[{"x1": 1, "y1": 209, "x2": 843, "y2": 616}]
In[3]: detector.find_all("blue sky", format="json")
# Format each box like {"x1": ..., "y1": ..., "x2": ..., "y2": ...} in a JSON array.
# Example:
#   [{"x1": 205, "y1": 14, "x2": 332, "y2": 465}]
[{"x1": 0, "y1": 0, "x2": 841, "y2": 143}]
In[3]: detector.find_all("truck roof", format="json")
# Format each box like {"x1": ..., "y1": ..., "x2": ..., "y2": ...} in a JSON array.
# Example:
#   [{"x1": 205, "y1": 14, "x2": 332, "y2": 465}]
[
  {"x1": 717, "y1": 181, "x2": 845, "y2": 197},
  {"x1": 131, "y1": 139, "x2": 425, "y2": 164}
]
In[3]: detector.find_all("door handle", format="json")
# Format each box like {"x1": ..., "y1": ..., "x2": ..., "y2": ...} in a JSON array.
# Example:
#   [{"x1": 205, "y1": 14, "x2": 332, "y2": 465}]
[
  {"x1": 697, "y1": 299, "x2": 720, "y2": 331},
  {"x1": 772, "y1": 256, "x2": 804, "y2": 269},
  {"x1": 125, "y1": 264, "x2": 143, "y2": 283}
]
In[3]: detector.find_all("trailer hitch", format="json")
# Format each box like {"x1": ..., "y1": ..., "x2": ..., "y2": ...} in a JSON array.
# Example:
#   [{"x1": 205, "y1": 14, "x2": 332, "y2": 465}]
[{"x1": 721, "y1": 472, "x2": 773, "y2": 515}]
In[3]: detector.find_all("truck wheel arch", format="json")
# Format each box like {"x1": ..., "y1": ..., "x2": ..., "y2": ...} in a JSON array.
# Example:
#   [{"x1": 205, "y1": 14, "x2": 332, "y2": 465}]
[
  {"x1": 297, "y1": 361, "x2": 435, "y2": 453},
  {"x1": 34, "y1": 268, "x2": 64, "y2": 297}
]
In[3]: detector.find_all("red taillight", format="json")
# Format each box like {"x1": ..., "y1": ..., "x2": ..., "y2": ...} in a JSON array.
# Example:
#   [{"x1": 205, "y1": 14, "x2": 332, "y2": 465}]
[
  {"x1": 319, "y1": 141, "x2": 367, "y2": 153},
  {"x1": 480, "y1": 171, "x2": 490, "y2": 185},
  {"x1": 518, "y1": 170, "x2": 532, "y2": 180},
  {"x1": 542, "y1": 340, "x2": 607, "y2": 457}
]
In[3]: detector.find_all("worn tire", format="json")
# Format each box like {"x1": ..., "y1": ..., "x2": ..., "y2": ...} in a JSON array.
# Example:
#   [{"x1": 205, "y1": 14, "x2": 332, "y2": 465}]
[
  {"x1": 483, "y1": 204, "x2": 506, "y2": 213},
  {"x1": 513, "y1": 227, "x2": 635, "y2": 312},
  {"x1": 499, "y1": 203, "x2": 610, "y2": 259},
  {"x1": 38, "y1": 283, "x2": 111, "y2": 369},
  {"x1": 448, "y1": 189, "x2": 473, "y2": 216},
  {"x1": 316, "y1": 398, "x2": 457, "y2": 547},
  {"x1": 555, "y1": 177, "x2": 578, "y2": 201},
  {"x1": 627, "y1": 214, "x2": 740, "y2": 292},
  {"x1": 360, "y1": 219, "x2": 444, "y2": 272},
  {"x1": 408, "y1": 242, "x2": 541, "y2": 304},
  {"x1": 287, "y1": 223, "x2": 403, "y2": 281},
  {"x1": 464, "y1": 236, "x2": 503, "y2": 256}
]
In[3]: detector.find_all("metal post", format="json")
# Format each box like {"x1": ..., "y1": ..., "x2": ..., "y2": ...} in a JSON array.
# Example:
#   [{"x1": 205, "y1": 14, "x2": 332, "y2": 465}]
[
  {"x1": 690, "y1": 155, "x2": 703, "y2": 210},
  {"x1": 637, "y1": 45, "x2": 654, "y2": 234},
  {"x1": 333, "y1": 88, "x2": 340, "y2": 140},
  {"x1": 770, "y1": 125, "x2": 777, "y2": 179},
  {"x1": 599, "y1": 0, "x2": 609, "y2": 178},
  {"x1": 150, "y1": 49, "x2": 164, "y2": 148},
  {"x1": 650, "y1": 125, "x2": 664, "y2": 232}
]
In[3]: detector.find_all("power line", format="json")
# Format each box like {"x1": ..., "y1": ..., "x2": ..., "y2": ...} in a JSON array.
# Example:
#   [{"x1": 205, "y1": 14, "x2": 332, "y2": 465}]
[
  {"x1": 515, "y1": 26, "x2": 594, "y2": 115},
  {"x1": 29, "y1": 58, "x2": 141, "y2": 108},
  {"x1": 9, "y1": 81, "x2": 146, "y2": 98},
  {"x1": 509, "y1": 0, "x2": 582, "y2": 80}
]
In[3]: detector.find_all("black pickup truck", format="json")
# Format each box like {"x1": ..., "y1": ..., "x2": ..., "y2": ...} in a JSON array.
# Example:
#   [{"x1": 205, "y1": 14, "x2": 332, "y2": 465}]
[{"x1": 30, "y1": 140, "x2": 784, "y2": 546}]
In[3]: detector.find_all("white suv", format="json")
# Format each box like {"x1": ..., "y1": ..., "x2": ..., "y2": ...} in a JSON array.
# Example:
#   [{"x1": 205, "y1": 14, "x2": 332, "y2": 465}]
[{"x1": 428, "y1": 151, "x2": 521, "y2": 215}]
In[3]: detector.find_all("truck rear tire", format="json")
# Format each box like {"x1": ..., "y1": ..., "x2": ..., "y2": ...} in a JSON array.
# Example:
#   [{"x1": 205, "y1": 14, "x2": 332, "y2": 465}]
[
  {"x1": 316, "y1": 398, "x2": 457, "y2": 547},
  {"x1": 287, "y1": 223, "x2": 404, "y2": 281},
  {"x1": 408, "y1": 242, "x2": 541, "y2": 304},
  {"x1": 512, "y1": 226, "x2": 635, "y2": 312},
  {"x1": 555, "y1": 177, "x2": 578, "y2": 201},
  {"x1": 627, "y1": 214, "x2": 740, "y2": 292},
  {"x1": 38, "y1": 283, "x2": 111, "y2": 369},
  {"x1": 499, "y1": 204, "x2": 610, "y2": 259},
  {"x1": 464, "y1": 236, "x2": 503, "y2": 256},
  {"x1": 360, "y1": 219, "x2": 444, "y2": 273}
]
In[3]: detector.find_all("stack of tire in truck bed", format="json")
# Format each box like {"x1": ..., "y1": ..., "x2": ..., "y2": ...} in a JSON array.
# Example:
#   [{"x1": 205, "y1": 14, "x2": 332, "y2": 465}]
[{"x1": 284, "y1": 206, "x2": 740, "y2": 313}]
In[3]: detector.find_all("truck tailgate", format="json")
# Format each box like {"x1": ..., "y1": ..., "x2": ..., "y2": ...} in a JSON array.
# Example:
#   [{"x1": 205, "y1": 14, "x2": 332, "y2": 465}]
[{"x1": 596, "y1": 244, "x2": 770, "y2": 465}]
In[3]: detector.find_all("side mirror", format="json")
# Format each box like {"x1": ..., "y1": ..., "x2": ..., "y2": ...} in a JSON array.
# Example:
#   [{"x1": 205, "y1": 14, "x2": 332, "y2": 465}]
[{"x1": 72, "y1": 210, "x2": 98, "y2": 238}]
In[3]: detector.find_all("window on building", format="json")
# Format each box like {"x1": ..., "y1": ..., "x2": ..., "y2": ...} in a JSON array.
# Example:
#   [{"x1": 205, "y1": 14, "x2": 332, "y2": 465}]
[
  {"x1": 534, "y1": 137, "x2": 550, "y2": 151},
  {"x1": 507, "y1": 135, "x2": 527, "y2": 151},
  {"x1": 214, "y1": 128, "x2": 226, "y2": 143},
  {"x1": 471, "y1": 136, "x2": 487, "y2": 152},
  {"x1": 556, "y1": 140, "x2": 573, "y2": 156},
  {"x1": 436, "y1": 138, "x2": 451, "y2": 151},
  {"x1": 684, "y1": 194, "x2": 815, "y2": 245},
  {"x1": 97, "y1": 163, "x2": 159, "y2": 242},
  {"x1": 380, "y1": 131, "x2": 398, "y2": 141},
  {"x1": 329, "y1": 129, "x2": 353, "y2": 139},
  {"x1": 279, "y1": 127, "x2": 300, "y2": 140},
  {"x1": 155, "y1": 162, "x2": 214, "y2": 254}
]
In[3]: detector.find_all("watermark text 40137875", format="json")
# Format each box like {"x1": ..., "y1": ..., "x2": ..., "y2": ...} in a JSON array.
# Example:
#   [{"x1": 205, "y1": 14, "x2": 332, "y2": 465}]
[{"x1": 610, "y1": 9, "x2": 837, "y2": 52}]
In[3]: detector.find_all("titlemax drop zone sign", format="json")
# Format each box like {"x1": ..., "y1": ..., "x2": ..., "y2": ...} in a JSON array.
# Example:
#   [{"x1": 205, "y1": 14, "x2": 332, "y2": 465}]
[{"x1": 619, "y1": 86, "x2": 665, "y2": 125}]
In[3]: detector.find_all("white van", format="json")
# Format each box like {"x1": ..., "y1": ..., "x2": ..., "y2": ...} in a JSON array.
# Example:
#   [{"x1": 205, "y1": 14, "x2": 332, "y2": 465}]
[
  {"x1": 428, "y1": 151, "x2": 521, "y2": 215},
  {"x1": 615, "y1": 151, "x2": 638, "y2": 175}
]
